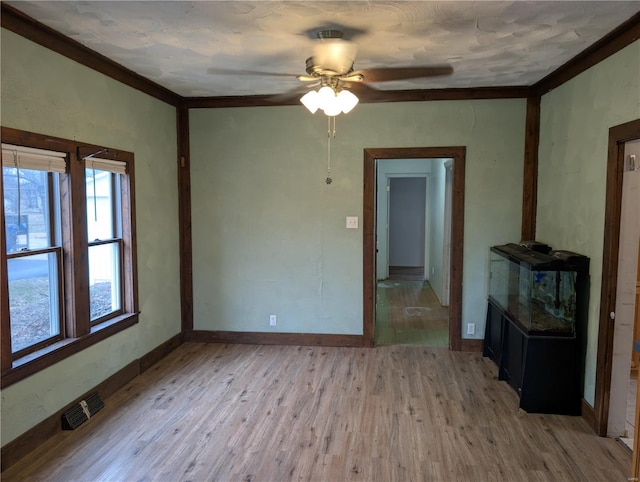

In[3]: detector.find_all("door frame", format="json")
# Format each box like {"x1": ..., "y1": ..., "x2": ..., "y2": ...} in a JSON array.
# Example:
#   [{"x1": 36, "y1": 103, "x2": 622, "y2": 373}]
[
  {"x1": 442, "y1": 160, "x2": 453, "y2": 305},
  {"x1": 594, "y1": 118, "x2": 640, "y2": 435},
  {"x1": 363, "y1": 146, "x2": 466, "y2": 350}
]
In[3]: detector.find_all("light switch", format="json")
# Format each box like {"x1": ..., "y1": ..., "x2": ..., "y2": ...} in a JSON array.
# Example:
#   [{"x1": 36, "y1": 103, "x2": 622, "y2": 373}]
[{"x1": 346, "y1": 216, "x2": 359, "y2": 229}]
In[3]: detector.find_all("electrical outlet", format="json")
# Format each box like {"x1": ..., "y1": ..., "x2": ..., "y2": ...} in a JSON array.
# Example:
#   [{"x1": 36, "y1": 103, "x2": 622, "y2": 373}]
[
  {"x1": 467, "y1": 323, "x2": 475, "y2": 335},
  {"x1": 269, "y1": 314, "x2": 277, "y2": 326}
]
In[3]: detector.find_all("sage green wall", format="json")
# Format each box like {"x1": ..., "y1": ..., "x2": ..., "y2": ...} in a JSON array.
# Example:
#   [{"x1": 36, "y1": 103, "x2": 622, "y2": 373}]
[
  {"x1": 190, "y1": 98, "x2": 526, "y2": 338},
  {"x1": 537, "y1": 40, "x2": 640, "y2": 406},
  {"x1": 0, "y1": 30, "x2": 181, "y2": 445}
]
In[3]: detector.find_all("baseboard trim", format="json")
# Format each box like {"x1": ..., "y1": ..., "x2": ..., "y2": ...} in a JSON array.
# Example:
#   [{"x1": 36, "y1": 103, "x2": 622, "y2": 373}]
[
  {"x1": 460, "y1": 338, "x2": 484, "y2": 352},
  {"x1": 185, "y1": 330, "x2": 364, "y2": 347},
  {"x1": 139, "y1": 333, "x2": 184, "y2": 372},
  {"x1": 581, "y1": 398, "x2": 597, "y2": 434},
  {"x1": 1, "y1": 333, "x2": 183, "y2": 472}
]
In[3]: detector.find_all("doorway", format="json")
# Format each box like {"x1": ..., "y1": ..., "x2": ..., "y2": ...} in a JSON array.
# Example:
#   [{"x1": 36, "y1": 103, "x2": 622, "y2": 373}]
[
  {"x1": 594, "y1": 118, "x2": 640, "y2": 439},
  {"x1": 362, "y1": 147, "x2": 466, "y2": 350},
  {"x1": 607, "y1": 138, "x2": 640, "y2": 449},
  {"x1": 376, "y1": 167, "x2": 447, "y2": 347}
]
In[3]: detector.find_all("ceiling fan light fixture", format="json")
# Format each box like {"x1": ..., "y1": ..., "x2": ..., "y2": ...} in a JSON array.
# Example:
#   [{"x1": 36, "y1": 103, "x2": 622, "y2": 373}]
[
  {"x1": 317, "y1": 86, "x2": 335, "y2": 103},
  {"x1": 322, "y1": 96, "x2": 342, "y2": 117},
  {"x1": 337, "y1": 89, "x2": 359, "y2": 114},
  {"x1": 300, "y1": 90, "x2": 320, "y2": 113},
  {"x1": 313, "y1": 38, "x2": 357, "y2": 75},
  {"x1": 300, "y1": 86, "x2": 359, "y2": 116}
]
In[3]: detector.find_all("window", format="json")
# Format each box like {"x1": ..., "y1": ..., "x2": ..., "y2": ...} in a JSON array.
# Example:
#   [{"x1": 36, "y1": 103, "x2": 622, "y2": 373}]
[
  {"x1": 86, "y1": 160, "x2": 125, "y2": 323},
  {"x1": 2, "y1": 146, "x2": 65, "y2": 357},
  {"x1": 1, "y1": 128, "x2": 138, "y2": 387}
]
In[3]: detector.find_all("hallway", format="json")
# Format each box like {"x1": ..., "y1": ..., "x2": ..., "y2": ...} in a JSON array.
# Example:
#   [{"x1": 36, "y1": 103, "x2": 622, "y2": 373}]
[{"x1": 375, "y1": 278, "x2": 449, "y2": 347}]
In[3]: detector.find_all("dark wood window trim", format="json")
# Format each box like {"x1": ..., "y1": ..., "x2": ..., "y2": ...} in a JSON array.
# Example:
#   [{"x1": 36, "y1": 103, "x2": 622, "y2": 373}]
[
  {"x1": 1, "y1": 313, "x2": 138, "y2": 388},
  {"x1": 1, "y1": 126, "x2": 139, "y2": 388}
]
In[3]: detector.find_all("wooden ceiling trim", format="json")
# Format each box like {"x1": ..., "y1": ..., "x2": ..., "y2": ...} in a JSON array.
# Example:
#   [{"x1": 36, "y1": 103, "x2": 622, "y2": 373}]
[
  {"x1": 0, "y1": 3, "x2": 183, "y2": 107},
  {"x1": 182, "y1": 86, "x2": 531, "y2": 109},
  {"x1": 534, "y1": 11, "x2": 640, "y2": 96},
  {"x1": 2, "y1": 1, "x2": 637, "y2": 108}
]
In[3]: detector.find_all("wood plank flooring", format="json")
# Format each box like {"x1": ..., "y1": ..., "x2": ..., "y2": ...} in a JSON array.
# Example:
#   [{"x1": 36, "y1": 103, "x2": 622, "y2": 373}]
[
  {"x1": 376, "y1": 280, "x2": 449, "y2": 347},
  {"x1": 1, "y1": 342, "x2": 631, "y2": 481},
  {"x1": 388, "y1": 266, "x2": 425, "y2": 281}
]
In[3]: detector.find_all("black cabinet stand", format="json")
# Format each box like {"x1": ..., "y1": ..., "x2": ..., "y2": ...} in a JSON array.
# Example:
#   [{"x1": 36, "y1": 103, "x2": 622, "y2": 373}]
[{"x1": 483, "y1": 297, "x2": 581, "y2": 415}]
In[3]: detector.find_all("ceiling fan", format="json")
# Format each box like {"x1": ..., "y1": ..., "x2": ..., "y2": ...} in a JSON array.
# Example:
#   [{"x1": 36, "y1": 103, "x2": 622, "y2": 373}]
[{"x1": 208, "y1": 28, "x2": 453, "y2": 116}]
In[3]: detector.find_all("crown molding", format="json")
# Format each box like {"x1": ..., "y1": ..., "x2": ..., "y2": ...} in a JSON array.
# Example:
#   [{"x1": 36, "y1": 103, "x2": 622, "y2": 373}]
[
  {"x1": 0, "y1": 3, "x2": 183, "y2": 107},
  {"x1": 2, "y1": 2, "x2": 638, "y2": 107},
  {"x1": 182, "y1": 86, "x2": 531, "y2": 109},
  {"x1": 534, "y1": 11, "x2": 640, "y2": 96}
]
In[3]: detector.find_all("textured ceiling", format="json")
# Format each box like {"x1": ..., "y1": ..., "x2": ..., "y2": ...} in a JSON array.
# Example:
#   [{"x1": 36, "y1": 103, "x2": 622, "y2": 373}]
[{"x1": 6, "y1": 1, "x2": 640, "y2": 97}]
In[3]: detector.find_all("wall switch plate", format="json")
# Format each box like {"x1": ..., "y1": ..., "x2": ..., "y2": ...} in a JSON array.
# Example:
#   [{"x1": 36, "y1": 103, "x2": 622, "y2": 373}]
[
  {"x1": 346, "y1": 216, "x2": 358, "y2": 229},
  {"x1": 269, "y1": 314, "x2": 277, "y2": 326},
  {"x1": 467, "y1": 323, "x2": 475, "y2": 335}
]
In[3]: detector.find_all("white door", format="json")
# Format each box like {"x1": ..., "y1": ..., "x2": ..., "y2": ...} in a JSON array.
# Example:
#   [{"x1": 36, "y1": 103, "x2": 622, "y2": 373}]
[{"x1": 608, "y1": 140, "x2": 640, "y2": 438}]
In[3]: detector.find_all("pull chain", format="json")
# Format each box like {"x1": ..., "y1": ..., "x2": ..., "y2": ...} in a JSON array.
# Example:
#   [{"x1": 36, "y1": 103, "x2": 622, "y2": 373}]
[{"x1": 326, "y1": 116, "x2": 336, "y2": 184}]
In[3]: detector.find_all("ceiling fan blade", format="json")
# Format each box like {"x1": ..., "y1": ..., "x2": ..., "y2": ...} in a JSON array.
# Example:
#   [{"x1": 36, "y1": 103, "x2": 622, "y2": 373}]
[
  {"x1": 297, "y1": 75, "x2": 319, "y2": 82},
  {"x1": 342, "y1": 82, "x2": 384, "y2": 101},
  {"x1": 207, "y1": 67, "x2": 297, "y2": 78},
  {"x1": 353, "y1": 65, "x2": 453, "y2": 83},
  {"x1": 267, "y1": 83, "x2": 320, "y2": 102},
  {"x1": 339, "y1": 73, "x2": 364, "y2": 83}
]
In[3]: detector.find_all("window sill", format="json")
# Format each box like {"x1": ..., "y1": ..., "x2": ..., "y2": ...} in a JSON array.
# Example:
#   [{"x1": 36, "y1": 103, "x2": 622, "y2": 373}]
[{"x1": 1, "y1": 312, "x2": 139, "y2": 389}]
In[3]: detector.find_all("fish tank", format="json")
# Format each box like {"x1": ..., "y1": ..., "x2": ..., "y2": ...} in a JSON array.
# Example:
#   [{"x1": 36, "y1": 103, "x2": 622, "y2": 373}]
[{"x1": 489, "y1": 244, "x2": 578, "y2": 336}]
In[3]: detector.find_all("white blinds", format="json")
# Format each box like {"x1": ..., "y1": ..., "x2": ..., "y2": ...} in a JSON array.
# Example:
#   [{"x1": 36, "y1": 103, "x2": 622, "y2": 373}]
[
  {"x1": 1, "y1": 143, "x2": 67, "y2": 173},
  {"x1": 1, "y1": 145, "x2": 127, "y2": 175},
  {"x1": 85, "y1": 157, "x2": 127, "y2": 175}
]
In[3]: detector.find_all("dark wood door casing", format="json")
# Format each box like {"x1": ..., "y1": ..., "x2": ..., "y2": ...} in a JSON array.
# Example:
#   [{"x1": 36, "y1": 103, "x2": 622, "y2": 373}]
[
  {"x1": 594, "y1": 118, "x2": 640, "y2": 436},
  {"x1": 363, "y1": 147, "x2": 466, "y2": 350}
]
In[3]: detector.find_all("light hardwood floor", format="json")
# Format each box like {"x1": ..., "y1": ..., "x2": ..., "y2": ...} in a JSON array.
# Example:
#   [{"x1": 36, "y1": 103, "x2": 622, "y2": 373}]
[
  {"x1": 376, "y1": 280, "x2": 449, "y2": 347},
  {"x1": 623, "y1": 374, "x2": 638, "y2": 450},
  {"x1": 2, "y1": 342, "x2": 631, "y2": 481}
]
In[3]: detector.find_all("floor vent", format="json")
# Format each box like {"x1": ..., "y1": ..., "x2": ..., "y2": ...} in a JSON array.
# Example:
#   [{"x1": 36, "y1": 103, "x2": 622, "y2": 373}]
[{"x1": 61, "y1": 393, "x2": 104, "y2": 430}]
